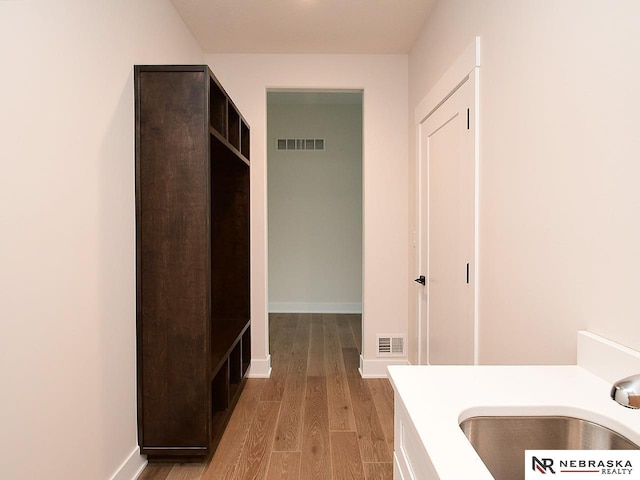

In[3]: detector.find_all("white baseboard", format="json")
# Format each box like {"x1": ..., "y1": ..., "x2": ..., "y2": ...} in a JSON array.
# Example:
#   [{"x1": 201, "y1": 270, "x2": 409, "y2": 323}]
[
  {"x1": 359, "y1": 355, "x2": 409, "y2": 378},
  {"x1": 109, "y1": 446, "x2": 146, "y2": 480},
  {"x1": 247, "y1": 354, "x2": 272, "y2": 378},
  {"x1": 269, "y1": 302, "x2": 362, "y2": 314}
]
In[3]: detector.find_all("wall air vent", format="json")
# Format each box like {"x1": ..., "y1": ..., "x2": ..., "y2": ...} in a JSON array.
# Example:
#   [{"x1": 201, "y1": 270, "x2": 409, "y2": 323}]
[
  {"x1": 276, "y1": 138, "x2": 325, "y2": 151},
  {"x1": 376, "y1": 335, "x2": 406, "y2": 357}
]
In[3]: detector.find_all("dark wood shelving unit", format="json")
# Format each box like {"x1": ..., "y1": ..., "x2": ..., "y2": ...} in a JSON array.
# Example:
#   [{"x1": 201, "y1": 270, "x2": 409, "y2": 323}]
[{"x1": 135, "y1": 65, "x2": 250, "y2": 461}]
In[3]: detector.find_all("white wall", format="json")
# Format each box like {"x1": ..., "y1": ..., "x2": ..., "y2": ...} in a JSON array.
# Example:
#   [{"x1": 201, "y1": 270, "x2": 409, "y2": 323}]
[
  {"x1": 0, "y1": 2, "x2": 202, "y2": 479},
  {"x1": 205, "y1": 54, "x2": 409, "y2": 375},
  {"x1": 408, "y1": 0, "x2": 640, "y2": 364},
  {"x1": 267, "y1": 96, "x2": 363, "y2": 314}
]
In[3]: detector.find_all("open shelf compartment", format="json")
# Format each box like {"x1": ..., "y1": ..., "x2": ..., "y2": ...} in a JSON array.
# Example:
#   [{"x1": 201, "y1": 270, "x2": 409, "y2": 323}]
[
  {"x1": 228, "y1": 105, "x2": 240, "y2": 149},
  {"x1": 241, "y1": 120, "x2": 250, "y2": 160},
  {"x1": 209, "y1": 78, "x2": 227, "y2": 137}
]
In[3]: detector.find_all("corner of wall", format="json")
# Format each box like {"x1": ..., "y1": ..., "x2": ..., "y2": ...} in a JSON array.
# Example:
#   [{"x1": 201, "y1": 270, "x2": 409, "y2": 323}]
[{"x1": 109, "y1": 447, "x2": 146, "y2": 480}]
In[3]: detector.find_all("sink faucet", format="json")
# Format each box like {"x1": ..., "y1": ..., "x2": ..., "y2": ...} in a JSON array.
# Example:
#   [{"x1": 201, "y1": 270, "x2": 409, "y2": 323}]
[{"x1": 611, "y1": 374, "x2": 640, "y2": 408}]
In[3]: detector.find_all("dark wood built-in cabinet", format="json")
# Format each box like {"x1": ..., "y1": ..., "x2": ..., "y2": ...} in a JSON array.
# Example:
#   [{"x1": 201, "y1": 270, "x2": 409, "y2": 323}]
[{"x1": 134, "y1": 65, "x2": 250, "y2": 460}]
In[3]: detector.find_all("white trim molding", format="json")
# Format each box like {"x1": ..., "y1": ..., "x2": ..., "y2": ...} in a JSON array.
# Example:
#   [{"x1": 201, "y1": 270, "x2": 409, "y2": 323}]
[
  {"x1": 108, "y1": 446, "x2": 146, "y2": 480},
  {"x1": 247, "y1": 354, "x2": 272, "y2": 378},
  {"x1": 359, "y1": 354, "x2": 408, "y2": 378},
  {"x1": 415, "y1": 36, "x2": 481, "y2": 124},
  {"x1": 269, "y1": 302, "x2": 362, "y2": 314}
]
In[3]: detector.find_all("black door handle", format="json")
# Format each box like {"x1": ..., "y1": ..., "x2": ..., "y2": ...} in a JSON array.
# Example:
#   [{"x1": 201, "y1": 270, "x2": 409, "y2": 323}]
[{"x1": 414, "y1": 275, "x2": 426, "y2": 285}]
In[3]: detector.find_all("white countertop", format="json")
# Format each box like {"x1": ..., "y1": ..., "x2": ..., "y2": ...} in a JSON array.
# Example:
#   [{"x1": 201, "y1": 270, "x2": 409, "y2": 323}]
[{"x1": 388, "y1": 364, "x2": 640, "y2": 479}]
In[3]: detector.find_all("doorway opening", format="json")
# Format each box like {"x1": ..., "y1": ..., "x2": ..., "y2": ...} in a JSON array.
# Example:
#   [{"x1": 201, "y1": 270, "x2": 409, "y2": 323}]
[{"x1": 266, "y1": 89, "x2": 363, "y2": 364}]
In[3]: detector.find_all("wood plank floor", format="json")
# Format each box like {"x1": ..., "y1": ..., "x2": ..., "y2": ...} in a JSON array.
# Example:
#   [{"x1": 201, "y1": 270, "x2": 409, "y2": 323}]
[{"x1": 139, "y1": 313, "x2": 394, "y2": 480}]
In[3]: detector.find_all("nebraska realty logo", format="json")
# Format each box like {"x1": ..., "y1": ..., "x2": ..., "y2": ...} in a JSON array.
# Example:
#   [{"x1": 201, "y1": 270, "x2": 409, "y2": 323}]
[{"x1": 525, "y1": 451, "x2": 640, "y2": 479}]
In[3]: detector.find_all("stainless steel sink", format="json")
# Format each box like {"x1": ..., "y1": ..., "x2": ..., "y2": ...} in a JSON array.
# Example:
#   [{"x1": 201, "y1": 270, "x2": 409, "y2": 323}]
[{"x1": 460, "y1": 416, "x2": 639, "y2": 480}]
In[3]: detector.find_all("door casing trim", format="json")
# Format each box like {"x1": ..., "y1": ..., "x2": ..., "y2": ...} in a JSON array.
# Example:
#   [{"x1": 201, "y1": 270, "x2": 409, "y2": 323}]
[{"x1": 415, "y1": 37, "x2": 481, "y2": 365}]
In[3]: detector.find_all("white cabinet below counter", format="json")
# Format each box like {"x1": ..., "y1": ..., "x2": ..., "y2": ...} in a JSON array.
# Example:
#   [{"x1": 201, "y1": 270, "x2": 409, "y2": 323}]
[
  {"x1": 393, "y1": 391, "x2": 439, "y2": 480},
  {"x1": 388, "y1": 363, "x2": 640, "y2": 480}
]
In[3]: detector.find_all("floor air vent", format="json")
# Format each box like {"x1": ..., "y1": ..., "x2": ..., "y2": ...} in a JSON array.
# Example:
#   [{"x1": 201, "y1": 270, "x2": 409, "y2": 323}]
[
  {"x1": 376, "y1": 335, "x2": 406, "y2": 357},
  {"x1": 276, "y1": 138, "x2": 325, "y2": 151}
]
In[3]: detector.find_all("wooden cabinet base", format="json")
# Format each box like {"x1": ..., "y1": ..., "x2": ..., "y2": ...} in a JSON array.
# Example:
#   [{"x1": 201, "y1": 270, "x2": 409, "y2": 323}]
[{"x1": 143, "y1": 375, "x2": 248, "y2": 462}]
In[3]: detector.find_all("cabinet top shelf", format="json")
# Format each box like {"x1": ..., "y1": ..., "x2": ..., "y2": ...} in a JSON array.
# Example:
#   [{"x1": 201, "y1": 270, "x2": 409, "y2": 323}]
[
  {"x1": 134, "y1": 64, "x2": 251, "y2": 130},
  {"x1": 135, "y1": 64, "x2": 210, "y2": 72}
]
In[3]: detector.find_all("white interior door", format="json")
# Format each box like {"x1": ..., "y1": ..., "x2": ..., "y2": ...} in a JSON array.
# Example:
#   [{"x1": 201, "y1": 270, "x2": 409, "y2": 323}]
[{"x1": 417, "y1": 73, "x2": 476, "y2": 365}]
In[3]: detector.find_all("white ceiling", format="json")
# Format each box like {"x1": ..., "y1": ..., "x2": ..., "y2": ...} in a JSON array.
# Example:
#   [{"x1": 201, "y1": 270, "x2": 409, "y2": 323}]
[{"x1": 170, "y1": 0, "x2": 436, "y2": 54}]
